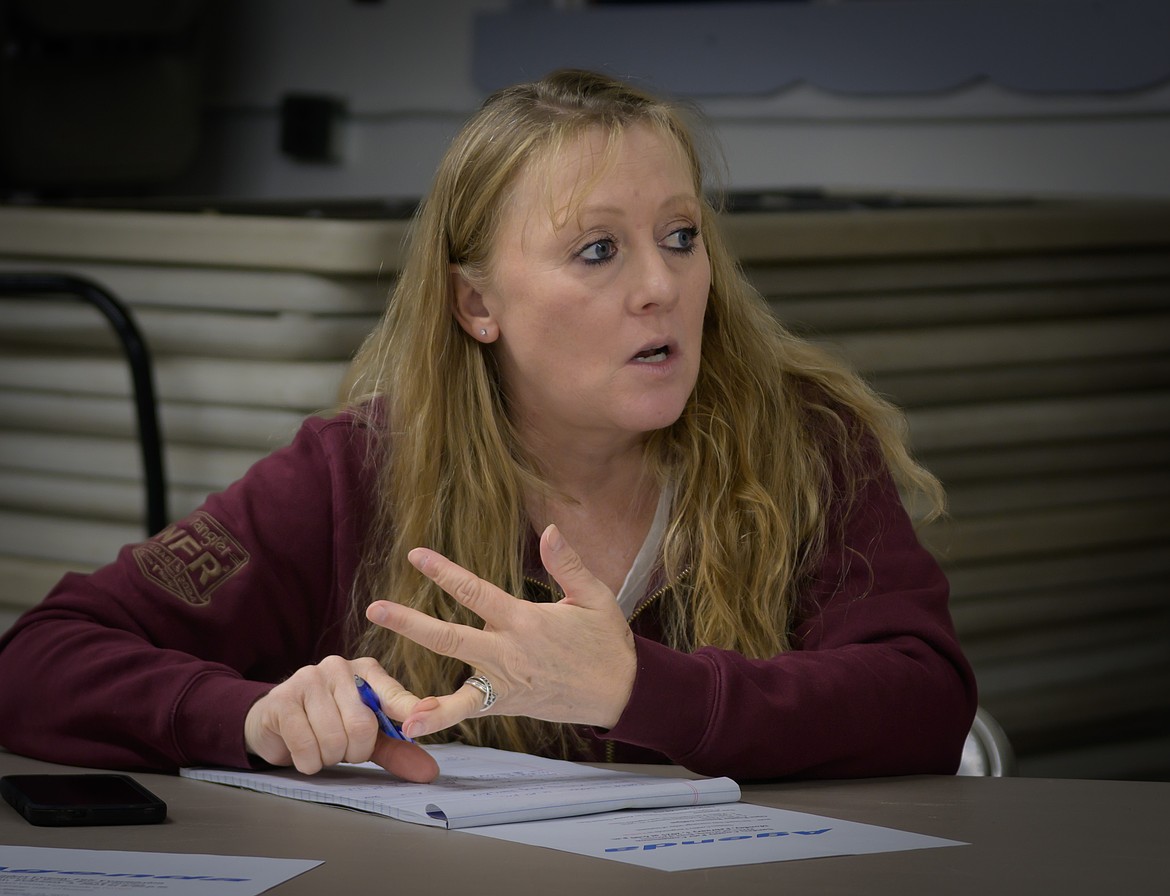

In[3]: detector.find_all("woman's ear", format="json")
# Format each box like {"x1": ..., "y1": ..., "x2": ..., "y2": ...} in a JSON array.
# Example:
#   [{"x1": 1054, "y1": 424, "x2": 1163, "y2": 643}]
[{"x1": 450, "y1": 264, "x2": 497, "y2": 342}]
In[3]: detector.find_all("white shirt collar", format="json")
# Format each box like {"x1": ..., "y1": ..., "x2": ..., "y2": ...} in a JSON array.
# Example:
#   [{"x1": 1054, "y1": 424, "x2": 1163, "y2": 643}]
[{"x1": 614, "y1": 482, "x2": 674, "y2": 618}]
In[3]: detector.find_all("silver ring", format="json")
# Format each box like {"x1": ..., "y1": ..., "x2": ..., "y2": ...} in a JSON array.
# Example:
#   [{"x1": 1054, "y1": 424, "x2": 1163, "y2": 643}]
[{"x1": 465, "y1": 674, "x2": 497, "y2": 712}]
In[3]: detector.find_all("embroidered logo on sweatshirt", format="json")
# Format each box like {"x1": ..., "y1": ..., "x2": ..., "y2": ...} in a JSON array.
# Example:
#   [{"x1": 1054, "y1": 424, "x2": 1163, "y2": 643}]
[{"x1": 132, "y1": 512, "x2": 250, "y2": 605}]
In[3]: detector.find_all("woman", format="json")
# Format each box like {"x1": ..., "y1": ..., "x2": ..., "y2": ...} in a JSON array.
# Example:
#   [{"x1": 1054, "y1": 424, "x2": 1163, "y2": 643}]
[{"x1": 0, "y1": 70, "x2": 976, "y2": 783}]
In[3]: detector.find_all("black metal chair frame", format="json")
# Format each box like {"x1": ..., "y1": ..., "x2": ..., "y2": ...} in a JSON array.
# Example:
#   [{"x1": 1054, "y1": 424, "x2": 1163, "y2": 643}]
[{"x1": 0, "y1": 272, "x2": 167, "y2": 535}]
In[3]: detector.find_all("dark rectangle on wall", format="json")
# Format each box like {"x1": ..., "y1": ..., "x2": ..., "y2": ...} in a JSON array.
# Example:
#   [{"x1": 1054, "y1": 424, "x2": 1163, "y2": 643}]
[{"x1": 473, "y1": 0, "x2": 1170, "y2": 97}]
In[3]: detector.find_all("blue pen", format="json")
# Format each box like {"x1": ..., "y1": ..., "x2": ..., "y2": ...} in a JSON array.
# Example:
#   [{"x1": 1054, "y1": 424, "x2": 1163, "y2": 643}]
[{"x1": 354, "y1": 675, "x2": 412, "y2": 742}]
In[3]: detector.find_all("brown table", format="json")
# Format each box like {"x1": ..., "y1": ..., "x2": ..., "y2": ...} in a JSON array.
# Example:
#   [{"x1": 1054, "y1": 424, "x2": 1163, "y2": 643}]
[{"x1": 2, "y1": 751, "x2": 1167, "y2": 894}]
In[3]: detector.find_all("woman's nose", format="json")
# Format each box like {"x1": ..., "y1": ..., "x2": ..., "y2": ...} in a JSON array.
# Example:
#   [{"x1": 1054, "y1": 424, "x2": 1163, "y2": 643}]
[{"x1": 627, "y1": 247, "x2": 677, "y2": 313}]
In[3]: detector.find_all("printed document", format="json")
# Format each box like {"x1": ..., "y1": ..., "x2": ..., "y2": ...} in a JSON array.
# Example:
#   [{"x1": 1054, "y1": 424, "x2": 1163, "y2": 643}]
[
  {"x1": 0, "y1": 845, "x2": 320, "y2": 895},
  {"x1": 182, "y1": 743, "x2": 740, "y2": 829},
  {"x1": 464, "y1": 802, "x2": 967, "y2": 872}
]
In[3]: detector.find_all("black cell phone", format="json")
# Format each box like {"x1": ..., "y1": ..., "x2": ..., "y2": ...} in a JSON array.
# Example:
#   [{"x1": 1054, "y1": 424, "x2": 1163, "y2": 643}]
[{"x1": 1, "y1": 773, "x2": 167, "y2": 827}]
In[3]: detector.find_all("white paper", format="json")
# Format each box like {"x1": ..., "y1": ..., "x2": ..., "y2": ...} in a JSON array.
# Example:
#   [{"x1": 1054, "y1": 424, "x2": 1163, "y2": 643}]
[
  {"x1": 182, "y1": 744, "x2": 740, "y2": 829},
  {"x1": 0, "y1": 846, "x2": 320, "y2": 895},
  {"x1": 462, "y1": 802, "x2": 967, "y2": 871}
]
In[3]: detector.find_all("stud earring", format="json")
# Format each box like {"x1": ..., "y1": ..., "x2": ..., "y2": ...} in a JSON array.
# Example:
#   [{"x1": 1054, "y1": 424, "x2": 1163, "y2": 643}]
[{"x1": 479, "y1": 328, "x2": 488, "y2": 337}]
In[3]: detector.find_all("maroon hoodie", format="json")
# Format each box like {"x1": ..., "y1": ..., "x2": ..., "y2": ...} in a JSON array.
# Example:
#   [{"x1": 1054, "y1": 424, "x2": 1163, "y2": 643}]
[{"x1": 0, "y1": 410, "x2": 976, "y2": 780}]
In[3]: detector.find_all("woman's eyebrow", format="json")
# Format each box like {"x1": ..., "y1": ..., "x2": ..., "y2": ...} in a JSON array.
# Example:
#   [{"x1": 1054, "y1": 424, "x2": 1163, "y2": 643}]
[{"x1": 574, "y1": 193, "x2": 702, "y2": 218}]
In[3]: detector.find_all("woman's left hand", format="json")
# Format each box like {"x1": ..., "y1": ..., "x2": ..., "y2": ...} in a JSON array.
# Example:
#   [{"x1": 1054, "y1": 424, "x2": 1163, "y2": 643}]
[{"x1": 365, "y1": 524, "x2": 637, "y2": 739}]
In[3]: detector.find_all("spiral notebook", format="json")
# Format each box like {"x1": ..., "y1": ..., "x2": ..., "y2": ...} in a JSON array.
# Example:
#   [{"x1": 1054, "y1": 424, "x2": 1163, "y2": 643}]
[{"x1": 181, "y1": 743, "x2": 740, "y2": 830}]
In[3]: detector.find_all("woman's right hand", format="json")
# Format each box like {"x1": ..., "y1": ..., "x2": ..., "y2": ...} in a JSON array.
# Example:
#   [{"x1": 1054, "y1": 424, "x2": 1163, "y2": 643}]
[{"x1": 243, "y1": 655, "x2": 439, "y2": 782}]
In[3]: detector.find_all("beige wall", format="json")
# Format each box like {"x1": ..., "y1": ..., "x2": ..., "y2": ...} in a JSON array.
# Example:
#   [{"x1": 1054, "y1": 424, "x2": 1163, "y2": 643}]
[{"x1": 170, "y1": 0, "x2": 1170, "y2": 202}]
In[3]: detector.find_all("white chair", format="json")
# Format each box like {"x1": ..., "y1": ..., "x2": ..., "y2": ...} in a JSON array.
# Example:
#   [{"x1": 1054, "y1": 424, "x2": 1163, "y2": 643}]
[{"x1": 957, "y1": 705, "x2": 1016, "y2": 776}]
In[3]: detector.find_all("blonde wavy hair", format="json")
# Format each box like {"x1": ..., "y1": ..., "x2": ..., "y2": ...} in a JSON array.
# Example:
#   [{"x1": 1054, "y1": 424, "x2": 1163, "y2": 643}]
[{"x1": 340, "y1": 69, "x2": 944, "y2": 757}]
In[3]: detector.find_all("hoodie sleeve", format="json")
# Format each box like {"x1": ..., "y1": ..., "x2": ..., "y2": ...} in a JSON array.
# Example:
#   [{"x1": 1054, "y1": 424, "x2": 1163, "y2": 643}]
[
  {"x1": 604, "y1": 457, "x2": 978, "y2": 781},
  {"x1": 0, "y1": 413, "x2": 374, "y2": 772}
]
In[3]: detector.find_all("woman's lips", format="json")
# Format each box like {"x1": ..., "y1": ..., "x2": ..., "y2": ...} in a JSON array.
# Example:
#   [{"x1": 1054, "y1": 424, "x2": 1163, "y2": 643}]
[{"x1": 632, "y1": 343, "x2": 671, "y2": 363}]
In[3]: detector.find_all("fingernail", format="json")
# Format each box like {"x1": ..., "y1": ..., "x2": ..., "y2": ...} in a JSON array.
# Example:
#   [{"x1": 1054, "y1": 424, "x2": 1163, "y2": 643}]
[
  {"x1": 547, "y1": 524, "x2": 564, "y2": 552},
  {"x1": 367, "y1": 604, "x2": 388, "y2": 625},
  {"x1": 402, "y1": 721, "x2": 423, "y2": 739}
]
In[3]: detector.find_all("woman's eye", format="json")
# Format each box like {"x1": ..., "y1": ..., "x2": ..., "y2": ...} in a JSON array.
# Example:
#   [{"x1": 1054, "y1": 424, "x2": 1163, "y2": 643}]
[
  {"x1": 662, "y1": 227, "x2": 700, "y2": 252},
  {"x1": 578, "y1": 239, "x2": 617, "y2": 263}
]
